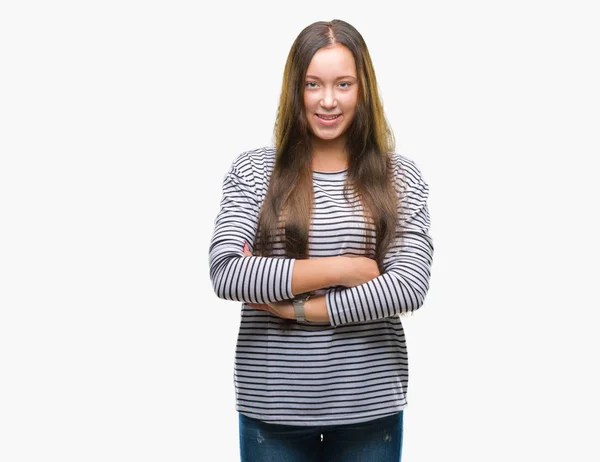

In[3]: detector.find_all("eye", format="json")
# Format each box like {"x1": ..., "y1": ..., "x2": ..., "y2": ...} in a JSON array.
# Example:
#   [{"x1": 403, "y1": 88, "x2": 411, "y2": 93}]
[
  {"x1": 305, "y1": 82, "x2": 318, "y2": 88},
  {"x1": 339, "y1": 82, "x2": 352, "y2": 88}
]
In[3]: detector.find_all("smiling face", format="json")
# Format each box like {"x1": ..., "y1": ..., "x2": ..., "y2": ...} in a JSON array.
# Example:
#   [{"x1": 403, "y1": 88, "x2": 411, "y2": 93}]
[{"x1": 303, "y1": 43, "x2": 359, "y2": 147}]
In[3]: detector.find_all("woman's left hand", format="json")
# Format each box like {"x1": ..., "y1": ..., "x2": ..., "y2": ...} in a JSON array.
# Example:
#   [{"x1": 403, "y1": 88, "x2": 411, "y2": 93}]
[
  {"x1": 242, "y1": 241, "x2": 295, "y2": 320},
  {"x1": 246, "y1": 299, "x2": 295, "y2": 319}
]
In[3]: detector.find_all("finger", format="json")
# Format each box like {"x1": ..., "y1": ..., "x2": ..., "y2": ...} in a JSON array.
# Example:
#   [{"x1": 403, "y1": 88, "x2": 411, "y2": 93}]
[
  {"x1": 242, "y1": 241, "x2": 253, "y2": 256},
  {"x1": 252, "y1": 304, "x2": 276, "y2": 316},
  {"x1": 247, "y1": 303, "x2": 269, "y2": 310}
]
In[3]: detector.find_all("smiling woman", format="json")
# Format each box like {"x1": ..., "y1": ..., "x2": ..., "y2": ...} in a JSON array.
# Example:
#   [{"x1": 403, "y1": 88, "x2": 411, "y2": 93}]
[
  {"x1": 303, "y1": 43, "x2": 359, "y2": 155},
  {"x1": 208, "y1": 18, "x2": 433, "y2": 462}
]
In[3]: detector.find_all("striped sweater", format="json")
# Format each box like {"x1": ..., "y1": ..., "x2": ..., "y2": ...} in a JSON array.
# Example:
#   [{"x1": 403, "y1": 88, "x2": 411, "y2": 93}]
[{"x1": 208, "y1": 146, "x2": 434, "y2": 426}]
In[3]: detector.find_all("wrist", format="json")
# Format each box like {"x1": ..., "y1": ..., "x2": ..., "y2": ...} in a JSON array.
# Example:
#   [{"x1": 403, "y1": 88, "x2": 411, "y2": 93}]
[
  {"x1": 304, "y1": 294, "x2": 330, "y2": 323},
  {"x1": 292, "y1": 294, "x2": 308, "y2": 322}
]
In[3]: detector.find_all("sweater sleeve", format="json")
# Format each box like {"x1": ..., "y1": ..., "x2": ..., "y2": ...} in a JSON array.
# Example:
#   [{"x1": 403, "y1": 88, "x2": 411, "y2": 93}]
[
  {"x1": 208, "y1": 153, "x2": 296, "y2": 303},
  {"x1": 325, "y1": 158, "x2": 434, "y2": 326}
]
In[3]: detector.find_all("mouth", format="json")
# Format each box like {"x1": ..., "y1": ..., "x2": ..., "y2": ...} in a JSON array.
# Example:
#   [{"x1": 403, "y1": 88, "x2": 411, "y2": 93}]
[{"x1": 316, "y1": 114, "x2": 341, "y2": 120}]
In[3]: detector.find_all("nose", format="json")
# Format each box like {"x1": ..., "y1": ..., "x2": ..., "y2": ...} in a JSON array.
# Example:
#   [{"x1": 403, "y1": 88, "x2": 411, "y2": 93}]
[{"x1": 320, "y1": 87, "x2": 337, "y2": 109}]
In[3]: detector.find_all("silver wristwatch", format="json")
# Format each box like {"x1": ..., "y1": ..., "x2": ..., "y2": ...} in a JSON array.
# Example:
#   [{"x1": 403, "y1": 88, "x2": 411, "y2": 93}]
[{"x1": 292, "y1": 293, "x2": 312, "y2": 323}]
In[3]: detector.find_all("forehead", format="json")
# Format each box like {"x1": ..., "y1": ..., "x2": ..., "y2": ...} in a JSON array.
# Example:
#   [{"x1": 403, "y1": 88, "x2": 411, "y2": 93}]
[{"x1": 305, "y1": 44, "x2": 356, "y2": 79}]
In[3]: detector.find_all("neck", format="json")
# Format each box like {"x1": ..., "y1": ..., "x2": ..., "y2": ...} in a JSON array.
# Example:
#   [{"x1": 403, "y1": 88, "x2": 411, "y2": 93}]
[{"x1": 310, "y1": 136, "x2": 349, "y2": 171}]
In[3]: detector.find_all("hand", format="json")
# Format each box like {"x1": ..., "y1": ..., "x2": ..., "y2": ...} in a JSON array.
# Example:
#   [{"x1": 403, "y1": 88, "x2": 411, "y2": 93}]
[
  {"x1": 338, "y1": 256, "x2": 381, "y2": 287},
  {"x1": 241, "y1": 241, "x2": 295, "y2": 319},
  {"x1": 246, "y1": 299, "x2": 295, "y2": 319}
]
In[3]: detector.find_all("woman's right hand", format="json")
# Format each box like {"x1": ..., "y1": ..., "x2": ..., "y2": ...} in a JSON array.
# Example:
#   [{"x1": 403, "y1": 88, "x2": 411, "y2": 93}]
[{"x1": 338, "y1": 256, "x2": 381, "y2": 287}]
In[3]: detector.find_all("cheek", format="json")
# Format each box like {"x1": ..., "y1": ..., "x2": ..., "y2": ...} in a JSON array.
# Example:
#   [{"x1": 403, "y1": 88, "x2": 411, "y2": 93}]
[
  {"x1": 304, "y1": 94, "x2": 317, "y2": 111},
  {"x1": 342, "y1": 94, "x2": 358, "y2": 112}
]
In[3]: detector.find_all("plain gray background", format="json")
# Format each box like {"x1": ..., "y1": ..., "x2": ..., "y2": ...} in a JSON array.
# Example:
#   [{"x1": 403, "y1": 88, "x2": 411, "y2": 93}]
[{"x1": 1, "y1": 1, "x2": 599, "y2": 461}]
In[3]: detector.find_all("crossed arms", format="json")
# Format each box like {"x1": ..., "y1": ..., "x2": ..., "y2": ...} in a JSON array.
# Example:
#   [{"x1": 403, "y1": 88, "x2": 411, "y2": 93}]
[{"x1": 208, "y1": 154, "x2": 434, "y2": 327}]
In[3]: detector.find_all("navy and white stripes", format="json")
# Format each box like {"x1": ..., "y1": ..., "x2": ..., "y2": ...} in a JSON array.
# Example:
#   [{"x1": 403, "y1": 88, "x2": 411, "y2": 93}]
[{"x1": 209, "y1": 146, "x2": 434, "y2": 426}]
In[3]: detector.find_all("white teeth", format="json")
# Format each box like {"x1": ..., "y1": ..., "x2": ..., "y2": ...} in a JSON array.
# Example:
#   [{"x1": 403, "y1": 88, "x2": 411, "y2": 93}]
[{"x1": 318, "y1": 115, "x2": 340, "y2": 120}]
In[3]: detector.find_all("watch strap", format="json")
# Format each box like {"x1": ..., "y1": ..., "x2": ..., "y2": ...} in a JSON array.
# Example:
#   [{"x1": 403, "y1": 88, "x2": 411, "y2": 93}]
[{"x1": 292, "y1": 293, "x2": 311, "y2": 323}]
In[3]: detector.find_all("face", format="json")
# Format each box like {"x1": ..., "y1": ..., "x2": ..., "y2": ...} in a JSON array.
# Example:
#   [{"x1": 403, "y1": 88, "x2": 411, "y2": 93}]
[{"x1": 303, "y1": 43, "x2": 359, "y2": 145}]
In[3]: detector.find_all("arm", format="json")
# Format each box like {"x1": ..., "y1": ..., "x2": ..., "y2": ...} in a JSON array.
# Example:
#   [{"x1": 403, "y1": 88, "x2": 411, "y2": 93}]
[
  {"x1": 324, "y1": 160, "x2": 434, "y2": 327},
  {"x1": 209, "y1": 151, "x2": 344, "y2": 303},
  {"x1": 304, "y1": 295, "x2": 330, "y2": 323},
  {"x1": 291, "y1": 258, "x2": 345, "y2": 295}
]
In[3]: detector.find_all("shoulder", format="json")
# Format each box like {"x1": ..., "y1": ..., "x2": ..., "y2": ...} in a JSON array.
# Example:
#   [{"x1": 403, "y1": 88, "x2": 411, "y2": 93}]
[
  {"x1": 229, "y1": 146, "x2": 277, "y2": 178},
  {"x1": 224, "y1": 147, "x2": 276, "y2": 203},
  {"x1": 388, "y1": 152, "x2": 430, "y2": 203}
]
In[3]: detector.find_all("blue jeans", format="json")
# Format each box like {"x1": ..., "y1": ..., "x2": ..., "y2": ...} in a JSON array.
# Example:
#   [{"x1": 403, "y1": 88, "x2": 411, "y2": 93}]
[{"x1": 239, "y1": 411, "x2": 403, "y2": 462}]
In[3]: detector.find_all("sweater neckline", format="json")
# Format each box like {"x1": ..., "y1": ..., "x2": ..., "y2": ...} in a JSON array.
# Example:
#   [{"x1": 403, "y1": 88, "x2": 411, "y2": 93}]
[{"x1": 312, "y1": 168, "x2": 348, "y2": 180}]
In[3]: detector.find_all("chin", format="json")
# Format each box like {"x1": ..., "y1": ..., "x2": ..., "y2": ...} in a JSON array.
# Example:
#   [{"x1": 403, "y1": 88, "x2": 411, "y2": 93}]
[
  {"x1": 312, "y1": 127, "x2": 345, "y2": 139},
  {"x1": 313, "y1": 133, "x2": 341, "y2": 142}
]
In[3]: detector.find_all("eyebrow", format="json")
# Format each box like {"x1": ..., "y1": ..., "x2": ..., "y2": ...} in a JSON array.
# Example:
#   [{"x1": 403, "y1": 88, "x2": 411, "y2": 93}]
[{"x1": 305, "y1": 75, "x2": 357, "y2": 81}]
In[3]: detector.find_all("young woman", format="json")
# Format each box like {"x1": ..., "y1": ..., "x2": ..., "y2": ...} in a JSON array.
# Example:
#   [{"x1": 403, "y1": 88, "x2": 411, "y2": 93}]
[{"x1": 209, "y1": 19, "x2": 434, "y2": 462}]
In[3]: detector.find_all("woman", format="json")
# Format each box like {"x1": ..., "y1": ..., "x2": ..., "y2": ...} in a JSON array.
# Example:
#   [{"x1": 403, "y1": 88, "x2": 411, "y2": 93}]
[{"x1": 209, "y1": 19, "x2": 434, "y2": 462}]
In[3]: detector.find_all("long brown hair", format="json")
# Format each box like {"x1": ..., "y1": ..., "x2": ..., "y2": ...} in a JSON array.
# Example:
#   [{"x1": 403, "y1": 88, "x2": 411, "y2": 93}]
[{"x1": 256, "y1": 19, "x2": 399, "y2": 313}]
